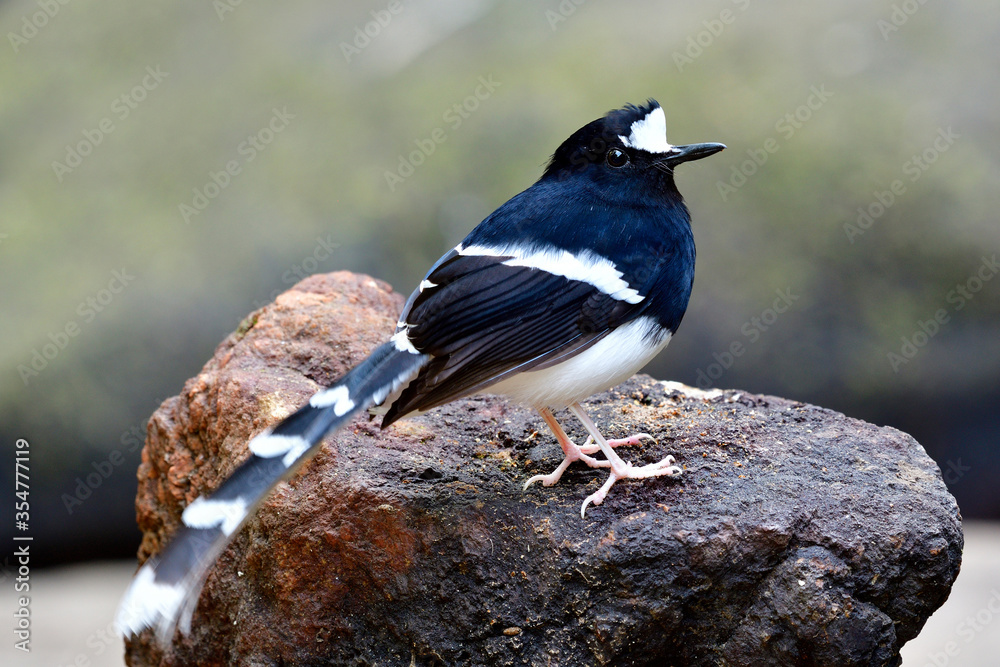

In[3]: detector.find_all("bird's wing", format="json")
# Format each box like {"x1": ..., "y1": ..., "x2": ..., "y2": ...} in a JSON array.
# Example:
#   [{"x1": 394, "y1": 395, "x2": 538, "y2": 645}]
[{"x1": 382, "y1": 244, "x2": 655, "y2": 423}]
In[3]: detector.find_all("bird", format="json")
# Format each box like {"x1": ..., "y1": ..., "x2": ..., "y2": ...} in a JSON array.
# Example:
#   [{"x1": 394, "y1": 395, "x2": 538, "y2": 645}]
[{"x1": 115, "y1": 99, "x2": 724, "y2": 644}]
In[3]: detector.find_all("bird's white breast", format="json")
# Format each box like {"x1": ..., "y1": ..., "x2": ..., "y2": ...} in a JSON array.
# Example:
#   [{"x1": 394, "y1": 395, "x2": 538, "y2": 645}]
[{"x1": 486, "y1": 316, "x2": 671, "y2": 409}]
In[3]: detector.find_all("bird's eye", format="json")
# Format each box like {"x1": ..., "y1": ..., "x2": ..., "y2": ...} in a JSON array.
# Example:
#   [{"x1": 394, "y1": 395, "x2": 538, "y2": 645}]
[{"x1": 606, "y1": 147, "x2": 629, "y2": 168}]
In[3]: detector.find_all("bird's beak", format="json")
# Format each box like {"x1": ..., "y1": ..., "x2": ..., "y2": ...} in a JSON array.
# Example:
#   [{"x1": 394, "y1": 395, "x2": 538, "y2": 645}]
[{"x1": 661, "y1": 142, "x2": 726, "y2": 166}]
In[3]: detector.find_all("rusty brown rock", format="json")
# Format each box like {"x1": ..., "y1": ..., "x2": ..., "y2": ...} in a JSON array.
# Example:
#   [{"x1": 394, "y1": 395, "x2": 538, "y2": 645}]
[{"x1": 126, "y1": 272, "x2": 962, "y2": 667}]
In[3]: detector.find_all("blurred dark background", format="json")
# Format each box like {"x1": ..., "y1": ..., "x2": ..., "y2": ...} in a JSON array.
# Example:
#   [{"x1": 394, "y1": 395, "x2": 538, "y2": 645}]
[{"x1": 1, "y1": 0, "x2": 997, "y2": 568}]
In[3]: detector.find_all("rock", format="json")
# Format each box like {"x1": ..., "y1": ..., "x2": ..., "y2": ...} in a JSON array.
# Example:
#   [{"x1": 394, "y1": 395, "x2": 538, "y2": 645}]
[{"x1": 126, "y1": 272, "x2": 963, "y2": 667}]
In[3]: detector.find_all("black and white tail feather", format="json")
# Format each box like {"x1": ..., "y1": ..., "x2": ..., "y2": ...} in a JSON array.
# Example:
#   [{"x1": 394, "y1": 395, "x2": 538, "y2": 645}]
[{"x1": 114, "y1": 341, "x2": 428, "y2": 643}]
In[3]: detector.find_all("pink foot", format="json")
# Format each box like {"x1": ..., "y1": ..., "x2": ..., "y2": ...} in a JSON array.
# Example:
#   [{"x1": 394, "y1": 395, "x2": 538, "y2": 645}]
[
  {"x1": 565, "y1": 404, "x2": 682, "y2": 518},
  {"x1": 523, "y1": 407, "x2": 614, "y2": 490},
  {"x1": 522, "y1": 440, "x2": 610, "y2": 490},
  {"x1": 580, "y1": 454, "x2": 682, "y2": 518},
  {"x1": 522, "y1": 406, "x2": 682, "y2": 516},
  {"x1": 578, "y1": 433, "x2": 655, "y2": 455}
]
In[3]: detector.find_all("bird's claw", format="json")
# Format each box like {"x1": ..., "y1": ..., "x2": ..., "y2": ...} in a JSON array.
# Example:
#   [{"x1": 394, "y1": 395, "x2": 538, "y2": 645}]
[
  {"x1": 579, "y1": 454, "x2": 683, "y2": 518},
  {"x1": 578, "y1": 432, "x2": 656, "y2": 455},
  {"x1": 524, "y1": 443, "x2": 611, "y2": 491}
]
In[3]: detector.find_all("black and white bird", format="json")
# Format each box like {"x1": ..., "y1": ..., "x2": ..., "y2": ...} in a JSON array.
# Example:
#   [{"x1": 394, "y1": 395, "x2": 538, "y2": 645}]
[{"x1": 115, "y1": 100, "x2": 724, "y2": 643}]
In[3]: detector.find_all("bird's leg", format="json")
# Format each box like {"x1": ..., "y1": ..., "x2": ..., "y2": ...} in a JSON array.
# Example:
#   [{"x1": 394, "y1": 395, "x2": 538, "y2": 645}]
[
  {"x1": 523, "y1": 408, "x2": 611, "y2": 490},
  {"x1": 568, "y1": 402, "x2": 682, "y2": 518}
]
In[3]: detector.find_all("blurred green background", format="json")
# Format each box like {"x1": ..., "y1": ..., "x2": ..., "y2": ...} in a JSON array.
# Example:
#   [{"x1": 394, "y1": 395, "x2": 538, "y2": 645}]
[{"x1": 0, "y1": 0, "x2": 997, "y2": 567}]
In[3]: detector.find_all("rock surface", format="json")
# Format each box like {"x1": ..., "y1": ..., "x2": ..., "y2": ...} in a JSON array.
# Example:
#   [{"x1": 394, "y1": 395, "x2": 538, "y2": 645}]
[{"x1": 126, "y1": 271, "x2": 963, "y2": 667}]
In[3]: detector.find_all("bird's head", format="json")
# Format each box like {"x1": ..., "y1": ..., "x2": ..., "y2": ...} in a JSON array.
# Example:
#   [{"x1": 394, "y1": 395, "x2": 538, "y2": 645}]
[{"x1": 541, "y1": 100, "x2": 725, "y2": 197}]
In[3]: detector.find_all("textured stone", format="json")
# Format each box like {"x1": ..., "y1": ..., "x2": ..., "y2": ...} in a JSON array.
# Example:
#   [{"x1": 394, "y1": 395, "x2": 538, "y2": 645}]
[{"x1": 126, "y1": 272, "x2": 963, "y2": 666}]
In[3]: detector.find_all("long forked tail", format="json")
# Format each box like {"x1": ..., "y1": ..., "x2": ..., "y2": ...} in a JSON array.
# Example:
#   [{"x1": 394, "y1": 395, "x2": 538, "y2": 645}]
[{"x1": 114, "y1": 340, "x2": 428, "y2": 644}]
